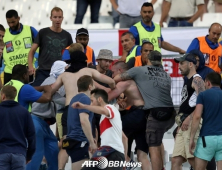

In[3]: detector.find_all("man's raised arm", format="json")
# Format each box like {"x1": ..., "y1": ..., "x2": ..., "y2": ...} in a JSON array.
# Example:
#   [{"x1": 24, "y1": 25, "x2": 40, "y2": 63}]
[
  {"x1": 51, "y1": 74, "x2": 64, "y2": 94},
  {"x1": 108, "y1": 81, "x2": 129, "y2": 101},
  {"x1": 114, "y1": 72, "x2": 132, "y2": 83},
  {"x1": 82, "y1": 68, "x2": 116, "y2": 89}
]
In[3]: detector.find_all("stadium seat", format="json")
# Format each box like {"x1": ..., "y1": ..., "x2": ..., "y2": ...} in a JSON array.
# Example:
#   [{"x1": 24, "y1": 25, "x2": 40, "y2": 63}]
[
  {"x1": 72, "y1": 24, "x2": 85, "y2": 30},
  {"x1": 63, "y1": 15, "x2": 75, "y2": 25},
  {"x1": 99, "y1": 0, "x2": 112, "y2": 16},
  {"x1": 2, "y1": 1, "x2": 22, "y2": 15},
  {"x1": 0, "y1": 18, "x2": 7, "y2": 29},
  {"x1": 87, "y1": 23, "x2": 113, "y2": 29},
  {"x1": 114, "y1": 23, "x2": 120, "y2": 29},
  {"x1": 194, "y1": 13, "x2": 222, "y2": 27},
  {"x1": 152, "y1": 14, "x2": 161, "y2": 24},
  {"x1": 56, "y1": 0, "x2": 76, "y2": 17}
]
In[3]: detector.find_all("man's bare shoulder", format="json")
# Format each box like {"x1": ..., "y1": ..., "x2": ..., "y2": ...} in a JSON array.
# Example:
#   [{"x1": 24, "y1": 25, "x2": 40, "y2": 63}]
[
  {"x1": 78, "y1": 67, "x2": 96, "y2": 75},
  {"x1": 60, "y1": 72, "x2": 74, "y2": 78}
]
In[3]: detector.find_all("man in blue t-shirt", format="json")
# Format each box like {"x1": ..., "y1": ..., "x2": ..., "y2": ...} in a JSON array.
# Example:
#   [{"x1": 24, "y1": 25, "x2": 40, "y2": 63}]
[
  {"x1": 7, "y1": 64, "x2": 52, "y2": 110},
  {"x1": 189, "y1": 72, "x2": 222, "y2": 170},
  {"x1": 65, "y1": 75, "x2": 97, "y2": 170}
]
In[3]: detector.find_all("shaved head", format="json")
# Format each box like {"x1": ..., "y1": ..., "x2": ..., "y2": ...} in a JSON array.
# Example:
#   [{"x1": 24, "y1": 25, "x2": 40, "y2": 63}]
[
  {"x1": 209, "y1": 22, "x2": 222, "y2": 31},
  {"x1": 208, "y1": 22, "x2": 222, "y2": 43}
]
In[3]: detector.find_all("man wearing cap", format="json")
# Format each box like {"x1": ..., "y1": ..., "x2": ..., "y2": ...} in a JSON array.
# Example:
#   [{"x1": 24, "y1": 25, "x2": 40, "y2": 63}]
[
  {"x1": 62, "y1": 28, "x2": 96, "y2": 65},
  {"x1": 127, "y1": 41, "x2": 154, "y2": 69},
  {"x1": 114, "y1": 51, "x2": 175, "y2": 170},
  {"x1": 171, "y1": 53, "x2": 205, "y2": 170},
  {"x1": 89, "y1": 49, "x2": 113, "y2": 87},
  {"x1": 121, "y1": 32, "x2": 141, "y2": 62},
  {"x1": 89, "y1": 49, "x2": 113, "y2": 147}
]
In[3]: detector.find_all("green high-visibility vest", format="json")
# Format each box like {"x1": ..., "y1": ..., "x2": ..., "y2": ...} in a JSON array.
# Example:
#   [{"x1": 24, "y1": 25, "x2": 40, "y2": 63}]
[
  {"x1": 3, "y1": 25, "x2": 34, "y2": 74},
  {"x1": 5, "y1": 80, "x2": 32, "y2": 112},
  {"x1": 134, "y1": 22, "x2": 161, "y2": 52},
  {"x1": 126, "y1": 45, "x2": 138, "y2": 63}
]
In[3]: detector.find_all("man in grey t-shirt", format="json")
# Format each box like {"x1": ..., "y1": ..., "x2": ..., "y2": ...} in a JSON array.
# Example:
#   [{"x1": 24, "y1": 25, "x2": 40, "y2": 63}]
[{"x1": 114, "y1": 51, "x2": 175, "y2": 170}]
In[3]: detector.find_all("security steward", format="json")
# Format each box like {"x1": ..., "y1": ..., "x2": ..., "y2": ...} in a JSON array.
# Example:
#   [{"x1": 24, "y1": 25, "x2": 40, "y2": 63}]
[
  {"x1": 127, "y1": 41, "x2": 154, "y2": 68},
  {"x1": 3, "y1": 9, "x2": 38, "y2": 84},
  {"x1": 62, "y1": 28, "x2": 96, "y2": 65}
]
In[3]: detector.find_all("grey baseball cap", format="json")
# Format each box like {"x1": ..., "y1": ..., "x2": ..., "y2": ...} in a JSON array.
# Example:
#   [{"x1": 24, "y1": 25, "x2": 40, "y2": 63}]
[{"x1": 96, "y1": 49, "x2": 113, "y2": 61}]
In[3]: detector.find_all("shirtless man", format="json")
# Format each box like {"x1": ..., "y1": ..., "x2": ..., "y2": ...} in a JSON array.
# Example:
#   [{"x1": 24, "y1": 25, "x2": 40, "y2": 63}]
[
  {"x1": 114, "y1": 51, "x2": 175, "y2": 170},
  {"x1": 52, "y1": 67, "x2": 115, "y2": 131},
  {"x1": 109, "y1": 61, "x2": 151, "y2": 170},
  {"x1": 51, "y1": 67, "x2": 115, "y2": 168}
]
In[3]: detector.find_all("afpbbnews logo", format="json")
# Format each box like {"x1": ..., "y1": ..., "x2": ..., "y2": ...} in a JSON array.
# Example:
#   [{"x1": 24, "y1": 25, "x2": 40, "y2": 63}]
[{"x1": 82, "y1": 156, "x2": 142, "y2": 169}]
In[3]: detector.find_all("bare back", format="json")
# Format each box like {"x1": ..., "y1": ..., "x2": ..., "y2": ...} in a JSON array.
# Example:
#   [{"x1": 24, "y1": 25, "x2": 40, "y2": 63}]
[{"x1": 52, "y1": 68, "x2": 114, "y2": 106}]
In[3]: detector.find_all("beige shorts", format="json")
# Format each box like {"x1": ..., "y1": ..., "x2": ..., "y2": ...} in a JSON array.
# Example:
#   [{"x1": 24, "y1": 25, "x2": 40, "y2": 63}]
[
  {"x1": 56, "y1": 113, "x2": 63, "y2": 140},
  {"x1": 172, "y1": 122, "x2": 201, "y2": 159}
]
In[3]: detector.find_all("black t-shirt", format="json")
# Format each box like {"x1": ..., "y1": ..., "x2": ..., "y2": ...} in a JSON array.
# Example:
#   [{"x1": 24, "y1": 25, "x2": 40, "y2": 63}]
[
  {"x1": 34, "y1": 27, "x2": 73, "y2": 70},
  {"x1": 179, "y1": 74, "x2": 197, "y2": 122},
  {"x1": 89, "y1": 65, "x2": 112, "y2": 88}
]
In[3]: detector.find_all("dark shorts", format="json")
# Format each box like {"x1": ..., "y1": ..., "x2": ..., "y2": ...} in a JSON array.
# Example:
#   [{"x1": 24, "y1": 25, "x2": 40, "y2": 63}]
[
  {"x1": 81, "y1": 150, "x2": 125, "y2": 170},
  {"x1": 61, "y1": 105, "x2": 69, "y2": 136},
  {"x1": 66, "y1": 141, "x2": 89, "y2": 163},
  {"x1": 93, "y1": 114, "x2": 101, "y2": 140},
  {"x1": 122, "y1": 106, "x2": 148, "y2": 155},
  {"x1": 146, "y1": 109, "x2": 176, "y2": 147}
]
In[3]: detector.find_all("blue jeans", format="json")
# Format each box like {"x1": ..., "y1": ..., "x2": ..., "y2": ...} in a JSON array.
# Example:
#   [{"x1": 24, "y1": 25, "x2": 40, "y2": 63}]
[
  {"x1": 31, "y1": 69, "x2": 50, "y2": 86},
  {"x1": 168, "y1": 18, "x2": 193, "y2": 27},
  {"x1": 0, "y1": 153, "x2": 26, "y2": 170},
  {"x1": 26, "y1": 115, "x2": 59, "y2": 170},
  {"x1": 75, "y1": 0, "x2": 102, "y2": 24}
]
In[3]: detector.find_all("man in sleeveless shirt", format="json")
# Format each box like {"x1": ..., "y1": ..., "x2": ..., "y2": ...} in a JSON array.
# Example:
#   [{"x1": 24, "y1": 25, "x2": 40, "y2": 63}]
[{"x1": 172, "y1": 53, "x2": 205, "y2": 170}]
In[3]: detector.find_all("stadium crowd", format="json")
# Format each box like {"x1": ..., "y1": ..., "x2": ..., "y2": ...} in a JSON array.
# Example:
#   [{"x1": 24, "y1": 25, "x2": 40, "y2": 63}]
[{"x1": 0, "y1": 1, "x2": 222, "y2": 170}]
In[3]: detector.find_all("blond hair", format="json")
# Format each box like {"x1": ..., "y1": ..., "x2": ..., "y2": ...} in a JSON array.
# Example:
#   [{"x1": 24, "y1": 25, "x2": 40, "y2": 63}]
[{"x1": 69, "y1": 43, "x2": 84, "y2": 54}]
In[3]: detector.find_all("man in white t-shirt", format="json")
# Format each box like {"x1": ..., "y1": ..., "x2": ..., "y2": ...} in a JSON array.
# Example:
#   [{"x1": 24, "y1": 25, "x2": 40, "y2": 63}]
[
  {"x1": 72, "y1": 89, "x2": 125, "y2": 170},
  {"x1": 110, "y1": 0, "x2": 157, "y2": 28},
  {"x1": 160, "y1": 0, "x2": 204, "y2": 27}
]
